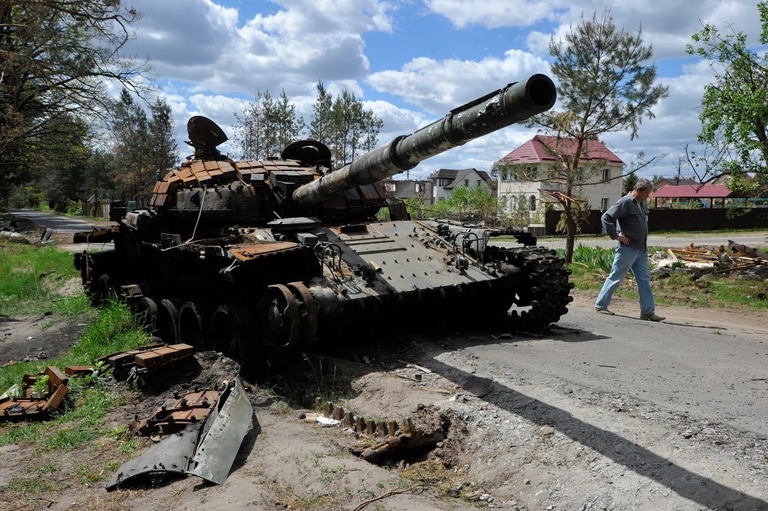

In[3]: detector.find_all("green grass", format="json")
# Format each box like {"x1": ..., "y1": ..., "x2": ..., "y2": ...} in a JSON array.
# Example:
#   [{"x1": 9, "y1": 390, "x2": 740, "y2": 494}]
[
  {"x1": 561, "y1": 243, "x2": 768, "y2": 312},
  {"x1": 0, "y1": 241, "x2": 88, "y2": 316},
  {"x1": 0, "y1": 240, "x2": 150, "y2": 452}
]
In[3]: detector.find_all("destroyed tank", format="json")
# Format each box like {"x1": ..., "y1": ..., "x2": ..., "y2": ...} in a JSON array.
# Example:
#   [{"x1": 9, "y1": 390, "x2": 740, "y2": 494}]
[{"x1": 74, "y1": 74, "x2": 573, "y2": 378}]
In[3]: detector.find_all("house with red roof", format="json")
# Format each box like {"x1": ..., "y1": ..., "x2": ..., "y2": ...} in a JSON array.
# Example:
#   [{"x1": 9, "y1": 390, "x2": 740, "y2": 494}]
[{"x1": 495, "y1": 135, "x2": 624, "y2": 220}]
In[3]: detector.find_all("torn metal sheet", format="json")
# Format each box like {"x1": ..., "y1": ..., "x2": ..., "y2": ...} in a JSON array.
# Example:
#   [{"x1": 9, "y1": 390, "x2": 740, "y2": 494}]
[
  {"x1": 107, "y1": 377, "x2": 253, "y2": 490},
  {"x1": 187, "y1": 377, "x2": 253, "y2": 484},
  {"x1": 105, "y1": 423, "x2": 202, "y2": 491}
]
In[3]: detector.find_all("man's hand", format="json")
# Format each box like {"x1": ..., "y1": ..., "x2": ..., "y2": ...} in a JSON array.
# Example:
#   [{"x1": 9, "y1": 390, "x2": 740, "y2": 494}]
[{"x1": 617, "y1": 233, "x2": 631, "y2": 245}]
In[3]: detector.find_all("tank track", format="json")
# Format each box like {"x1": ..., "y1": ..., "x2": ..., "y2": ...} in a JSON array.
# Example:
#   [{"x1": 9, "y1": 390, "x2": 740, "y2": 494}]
[{"x1": 488, "y1": 245, "x2": 573, "y2": 332}]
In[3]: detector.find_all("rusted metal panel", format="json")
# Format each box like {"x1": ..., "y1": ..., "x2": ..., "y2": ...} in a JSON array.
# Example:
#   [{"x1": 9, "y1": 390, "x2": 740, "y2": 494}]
[
  {"x1": 133, "y1": 344, "x2": 195, "y2": 368},
  {"x1": 137, "y1": 389, "x2": 220, "y2": 435},
  {"x1": 99, "y1": 343, "x2": 195, "y2": 379},
  {"x1": 228, "y1": 242, "x2": 301, "y2": 261},
  {"x1": 150, "y1": 193, "x2": 168, "y2": 207},
  {"x1": 0, "y1": 366, "x2": 71, "y2": 420}
]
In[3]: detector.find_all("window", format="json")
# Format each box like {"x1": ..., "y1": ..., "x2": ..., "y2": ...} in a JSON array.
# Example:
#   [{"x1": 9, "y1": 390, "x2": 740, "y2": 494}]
[
  {"x1": 601, "y1": 198, "x2": 609, "y2": 211},
  {"x1": 602, "y1": 169, "x2": 611, "y2": 182},
  {"x1": 529, "y1": 195, "x2": 536, "y2": 211},
  {"x1": 464, "y1": 179, "x2": 469, "y2": 186},
  {"x1": 414, "y1": 183, "x2": 423, "y2": 193},
  {"x1": 476, "y1": 179, "x2": 481, "y2": 187},
  {"x1": 385, "y1": 182, "x2": 396, "y2": 193}
]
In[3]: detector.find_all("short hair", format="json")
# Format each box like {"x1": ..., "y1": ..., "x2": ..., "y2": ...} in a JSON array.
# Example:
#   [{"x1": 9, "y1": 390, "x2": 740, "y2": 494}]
[{"x1": 634, "y1": 178, "x2": 652, "y2": 191}]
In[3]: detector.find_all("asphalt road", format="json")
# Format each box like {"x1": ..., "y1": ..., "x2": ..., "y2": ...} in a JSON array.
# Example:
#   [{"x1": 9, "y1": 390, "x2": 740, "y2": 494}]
[
  {"x1": 7, "y1": 209, "x2": 107, "y2": 233},
  {"x1": 444, "y1": 305, "x2": 768, "y2": 439},
  {"x1": 7, "y1": 209, "x2": 114, "y2": 251}
]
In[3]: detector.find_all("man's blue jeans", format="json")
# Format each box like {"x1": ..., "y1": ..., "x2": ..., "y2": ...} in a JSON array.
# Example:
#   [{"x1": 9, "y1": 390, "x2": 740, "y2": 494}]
[{"x1": 595, "y1": 245, "x2": 655, "y2": 315}]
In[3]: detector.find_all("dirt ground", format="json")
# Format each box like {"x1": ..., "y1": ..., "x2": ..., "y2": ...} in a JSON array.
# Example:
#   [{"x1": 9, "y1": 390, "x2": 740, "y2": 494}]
[{"x1": 1, "y1": 287, "x2": 767, "y2": 511}]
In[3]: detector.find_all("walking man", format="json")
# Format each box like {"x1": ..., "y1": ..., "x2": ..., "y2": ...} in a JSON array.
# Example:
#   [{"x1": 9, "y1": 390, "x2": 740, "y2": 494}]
[{"x1": 595, "y1": 178, "x2": 664, "y2": 321}]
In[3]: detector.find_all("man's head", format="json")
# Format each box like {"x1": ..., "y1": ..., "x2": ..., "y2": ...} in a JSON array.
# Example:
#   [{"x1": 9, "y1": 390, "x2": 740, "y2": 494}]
[{"x1": 632, "y1": 178, "x2": 653, "y2": 202}]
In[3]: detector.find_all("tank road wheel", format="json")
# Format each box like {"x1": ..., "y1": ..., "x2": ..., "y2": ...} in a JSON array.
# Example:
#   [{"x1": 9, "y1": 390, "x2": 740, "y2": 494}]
[
  {"x1": 94, "y1": 273, "x2": 117, "y2": 306},
  {"x1": 210, "y1": 303, "x2": 266, "y2": 381},
  {"x1": 179, "y1": 301, "x2": 209, "y2": 351},
  {"x1": 132, "y1": 297, "x2": 158, "y2": 334},
  {"x1": 263, "y1": 284, "x2": 301, "y2": 349},
  {"x1": 155, "y1": 298, "x2": 182, "y2": 345}
]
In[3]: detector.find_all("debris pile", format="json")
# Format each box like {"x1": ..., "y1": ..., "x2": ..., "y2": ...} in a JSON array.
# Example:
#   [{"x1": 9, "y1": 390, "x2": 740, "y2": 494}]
[
  {"x1": 653, "y1": 241, "x2": 768, "y2": 282},
  {"x1": 0, "y1": 365, "x2": 94, "y2": 420}
]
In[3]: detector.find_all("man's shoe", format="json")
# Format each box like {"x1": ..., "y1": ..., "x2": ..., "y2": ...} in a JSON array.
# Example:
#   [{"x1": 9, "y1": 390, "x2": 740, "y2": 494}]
[
  {"x1": 595, "y1": 307, "x2": 615, "y2": 315},
  {"x1": 640, "y1": 313, "x2": 665, "y2": 322}
]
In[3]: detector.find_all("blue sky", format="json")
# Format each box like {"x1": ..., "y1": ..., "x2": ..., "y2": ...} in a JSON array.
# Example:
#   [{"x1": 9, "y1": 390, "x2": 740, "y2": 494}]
[{"x1": 120, "y1": 0, "x2": 766, "y2": 180}]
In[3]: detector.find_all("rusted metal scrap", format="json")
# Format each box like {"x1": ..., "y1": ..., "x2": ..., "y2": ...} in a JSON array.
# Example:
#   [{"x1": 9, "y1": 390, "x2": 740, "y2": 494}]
[
  {"x1": 106, "y1": 377, "x2": 253, "y2": 490},
  {"x1": 312, "y1": 400, "x2": 447, "y2": 464},
  {"x1": 99, "y1": 343, "x2": 195, "y2": 380},
  {"x1": 0, "y1": 366, "x2": 70, "y2": 420},
  {"x1": 134, "y1": 388, "x2": 221, "y2": 435},
  {"x1": 727, "y1": 240, "x2": 768, "y2": 261},
  {"x1": 72, "y1": 226, "x2": 118, "y2": 244}
]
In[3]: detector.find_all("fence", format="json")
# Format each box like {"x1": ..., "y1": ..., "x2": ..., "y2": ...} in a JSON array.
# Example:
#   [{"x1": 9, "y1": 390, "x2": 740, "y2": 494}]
[{"x1": 544, "y1": 208, "x2": 768, "y2": 235}]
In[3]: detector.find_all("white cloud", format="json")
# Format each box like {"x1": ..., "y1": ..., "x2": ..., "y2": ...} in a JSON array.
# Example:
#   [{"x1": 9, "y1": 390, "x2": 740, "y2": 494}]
[
  {"x1": 366, "y1": 49, "x2": 551, "y2": 112},
  {"x1": 424, "y1": 0, "x2": 567, "y2": 28}
]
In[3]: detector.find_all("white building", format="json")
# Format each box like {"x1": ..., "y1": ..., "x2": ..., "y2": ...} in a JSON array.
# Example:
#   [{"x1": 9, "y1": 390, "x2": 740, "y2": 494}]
[
  {"x1": 430, "y1": 168, "x2": 496, "y2": 203},
  {"x1": 496, "y1": 135, "x2": 624, "y2": 218}
]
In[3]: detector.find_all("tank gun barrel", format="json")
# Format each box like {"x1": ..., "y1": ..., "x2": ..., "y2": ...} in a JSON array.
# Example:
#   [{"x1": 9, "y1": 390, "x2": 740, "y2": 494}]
[{"x1": 292, "y1": 74, "x2": 556, "y2": 205}]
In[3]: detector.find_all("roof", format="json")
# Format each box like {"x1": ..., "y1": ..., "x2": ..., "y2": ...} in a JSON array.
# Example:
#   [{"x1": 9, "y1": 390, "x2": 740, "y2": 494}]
[
  {"x1": 652, "y1": 183, "x2": 733, "y2": 199},
  {"x1": 430, "y1": 168, "x2": 496, "y2": 190},
  {"x1": 498, "y1": 135, "x2": 623, "y2": 165}
]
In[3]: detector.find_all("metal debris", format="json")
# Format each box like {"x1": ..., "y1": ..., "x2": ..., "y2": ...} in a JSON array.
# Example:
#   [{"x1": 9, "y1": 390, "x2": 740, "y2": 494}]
[
  {"x1": 135, "y1": 389, "x2": 221, "y2": 435},
  {"x1": 311, "y1": 399, "x2": 448, "y2": 465},
  {"x1": 0, "y1": 366, "x2": 70, "y2": 420},
  {"x1": 99, "y1": 343, "x2": 195, "y2": 380},
  {"x1": 106, "y1": 377, "x2": 253, "y2": 490}
]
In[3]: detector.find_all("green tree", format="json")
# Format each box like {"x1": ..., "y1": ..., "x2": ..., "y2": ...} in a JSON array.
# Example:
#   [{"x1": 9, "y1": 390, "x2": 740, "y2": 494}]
[
  {"x1": 110, "y1": 90, "x2": 152, "y2": 204},
  {"x1": 532, "y1": 9, "x2": 668, "y2": 263},
  {"x1": 35, "y1": 115, "x2": 92, "y2": 212},
  {"x1": 234, "y1": 90, "x2": 267, "y2": 160},
  {"x1": 430, "y1": 185, "x2": 496, "y2": 222},
  {"x1": 274, "y1": 90, "x2": 306, "y2": 154},
  {"x1": 234, "y1": 89, "x2": 304, "y2": 160},
  {"x1": 0, "y1": 0, "x2": 148, "y2": 205},
  {"x1": 686, "y1": 1, "x2": 768, "y2": 197},
  {"x1": 148, "y1": 98, "x2": 178, "y2": 181},
  {"x1": 310, "y1": 84, "x2": 382, "y2": 167},
  {"x1": 309, "y1": 82, "x2": 334, "y2": 142},
  {"x1": 623, "y1": 173, "x2": 638, "y2": 195}
]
